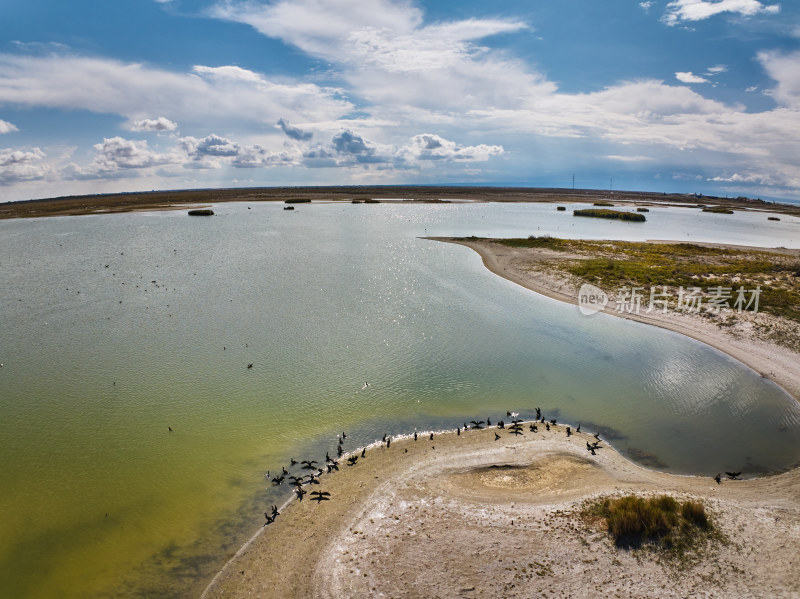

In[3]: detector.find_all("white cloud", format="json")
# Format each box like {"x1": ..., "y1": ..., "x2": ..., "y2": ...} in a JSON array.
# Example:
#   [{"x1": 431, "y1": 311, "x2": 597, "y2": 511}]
[
  {"x1": 705, "y1": 64, "x2": 728, "y2": 75},
  {"x1": 0, "y1": 147, "x2": 48, "y2": 183},
  {"x1": 131, "y1": 117, "x2": 178, "y2": 132},
  {"x1": 758, "y1": 50, "x2": 800, "y2": 108},
  {"x1": 640, "y1": 1, "x2": 654, "y2": 12},
  {"x1": 676, "y1": 71, "x2": 710, "y2": 83},
  {"x1": 398, "y1": 133, "x2": 503, "y2": 162},
  {"x1": 0, "y1": 53, "x2": 351, "y2": 128},
  {"x1": 605, "y1": 155, "x2": 655, "y2": 162},
  {"x1": 0, "y1": 119, "x2": 18, "y2": 134},
  {"x1": 662, "y1": 0, "x2": 781, "y2": 26}
]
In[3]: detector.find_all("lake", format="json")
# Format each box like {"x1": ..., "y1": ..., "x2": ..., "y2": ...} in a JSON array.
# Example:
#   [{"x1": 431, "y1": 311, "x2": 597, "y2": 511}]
[{"x1": 1, "y1": 201, "x2": 799, "y2": 598}]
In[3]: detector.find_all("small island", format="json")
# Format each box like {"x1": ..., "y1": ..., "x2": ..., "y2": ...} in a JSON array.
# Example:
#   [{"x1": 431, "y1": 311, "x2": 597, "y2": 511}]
[
  {"x1": 188, "y1": 209, "x2": 214, "y2": 216},
  {"x1": 574, "y1": 208, "x2": 646, "y2": 221}
]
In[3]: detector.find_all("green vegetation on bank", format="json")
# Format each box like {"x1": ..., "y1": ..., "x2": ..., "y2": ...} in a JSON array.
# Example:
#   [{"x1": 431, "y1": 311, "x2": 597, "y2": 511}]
[
  {"x1": 574, "y1": 208, "x2": 647, "y2": 222},
  {"x1": 702, "y1": 206, "x2": 734, "y2": 214},
  {"x1": 583, "y1": 495, "x2": 719, "y2": 562},
  {"x1": 483, "y1": 237, "x2": 800, "y2": 333}
]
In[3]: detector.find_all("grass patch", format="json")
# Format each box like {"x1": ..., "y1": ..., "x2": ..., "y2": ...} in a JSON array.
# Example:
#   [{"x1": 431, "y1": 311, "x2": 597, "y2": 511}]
[
  {"x1": 574, "y1": 208, "x2": 646, "y2": 222},
  {"x1": 463, "y1": 237, "x2": 800, "y2": 337},
  {"x1": 768, "y1": 216, "x2": 780, "y2": 221},
  {"x1": 636, "y1": 207, "x2": 650, "y2": 212},
  {"x1": 187, "y1": 209, "x2": 214, "y2": 216},
  {"x1": 702, "y1": 206, "x2": 734, "y2": 214},
  {"x1": 584, "y1": 495, "x2": 719, "y2": 562},
  {"x1": 593, "y1": 201, "x2": 614, "y2": 207},
  {"x1": 492, "y1": 236, "x2": 572, "y2": 251},
  {"x1": 556, "y1": 206, "x2": 567, "y2": 211}
]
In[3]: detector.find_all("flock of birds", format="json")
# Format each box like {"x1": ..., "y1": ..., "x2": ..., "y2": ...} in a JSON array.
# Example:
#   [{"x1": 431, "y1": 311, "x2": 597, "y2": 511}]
[{"x1": 258, "y1": 405, "x2": 746, "y2": 528}]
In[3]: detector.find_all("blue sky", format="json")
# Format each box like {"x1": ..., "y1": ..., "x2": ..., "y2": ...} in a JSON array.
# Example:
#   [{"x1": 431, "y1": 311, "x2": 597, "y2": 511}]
[{"x1": 1, "y1": 0, "x2": 799, "y2": 201}]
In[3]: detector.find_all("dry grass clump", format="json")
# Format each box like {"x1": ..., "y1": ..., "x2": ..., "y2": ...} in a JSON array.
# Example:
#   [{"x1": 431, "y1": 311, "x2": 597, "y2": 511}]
[{"x1": 585, "y1": 495, "x2": 717, "y2": 560}]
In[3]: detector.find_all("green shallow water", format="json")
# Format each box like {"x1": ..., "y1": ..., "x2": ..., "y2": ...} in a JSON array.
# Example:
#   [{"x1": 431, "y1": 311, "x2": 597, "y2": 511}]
[{"x1": 1, "y1": 202, "x2": 800, "y2": 598}]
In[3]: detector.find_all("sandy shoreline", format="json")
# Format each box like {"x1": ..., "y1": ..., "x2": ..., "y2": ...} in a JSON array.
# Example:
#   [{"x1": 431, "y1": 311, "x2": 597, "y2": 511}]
[
  {"x1": 201, "y1": 234, "x2": 800, "y2": 598},
  {"x1": 432, "y1": 237, "x2": 800, "y2": 404},
  {"x1": 203, "y1": 425, "x2": 800, "y2": 598}
]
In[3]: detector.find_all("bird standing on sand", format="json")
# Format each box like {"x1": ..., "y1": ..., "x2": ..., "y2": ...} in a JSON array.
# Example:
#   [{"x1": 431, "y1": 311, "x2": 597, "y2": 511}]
[{"x1": 495, "y1": 432, "x2": 501, "y2": 441}]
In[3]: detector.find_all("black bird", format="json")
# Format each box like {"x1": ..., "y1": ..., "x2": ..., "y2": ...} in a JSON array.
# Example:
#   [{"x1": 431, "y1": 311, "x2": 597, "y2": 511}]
[
  {"x1": 512, "y1": 418, "x2": 523, "y2": 425},
  {"x1": 326, "y1": 452, "x2": 331, "y2": 463},
  {"x1": 386, "y1": 437, "x2": 391, "y2": 448},
  {"x1": 725, "y1": 471, "x2": 742, "y2": 480},
  {"x1": 457, "y1": 427, "x2": 461, "y2": 436},
  {"x1": 290, "y1": 458, "x2": 298, "y2": 466},
  {"x1": 550, "y1": 419, "x2": 557, "y2": 426},
  {"x1": 470, "y1": 420, "x2": 485, "y2": 430},
  {"x1": 507, "y1": 411, "x2": 512, "y2": 417},
  {"x1": 305, "y1": 474, "x2": 320, "y2": 485},
  {"x1": 714, "y1": 473, "x2": 722, "y2": 484},
  {"x1": 545, "y1": 423, "x2": 550, "y2": 431},
  {"x1": 271, "y1": 475, "x2": 285, "y2": 485},
  {"x1": 310, "y1": 491, "x2": 331, "y2": 502},
  {"x1": 576, "y1": 424, "x2": 581, "y2": 433},
  {"x1": 429, "y1": 433, "x2": 434, "y2": 441},
  {"x1": 530, "y1": 424, "x2": 538, "y2": 432},
  {"x1": 535, "y1": 407, "x2": 541, "y2": 419},
  {"x1": 295, "y1": 487, "x2": 307, "y2": 501},
  {"x1": 342, "y1": 432, "x2": 347, "y2": 439},
  {"x1": 301, "y1": 460, "x2": 318, "y2": 470},
  {"x1": 247, "y1": 363, "x2": 253, "y2": 369},
  {"x1": 271, "y1": 505, "x2": 279, "y2": 517},
  {"x1": 497, "y1": 420, "x2": 505, "y2": 429},
  {"x1": 487, "y1": 417, "x2": 492, "y2": 426},
  {"x1": 594, "y1": 433, "x2": 601, "y2": 441},
  {"x1": 337, "y1": 445, "x2": 343, "y2": 457},
  {"x1": 282, "y1": 466, "x2": 289, "y2": 476},
  {"x1": 361, "y1": 448, "x2": 366, "y2": 458},
  {"x1": 509, "y1": 428, "x2": 523, "y2": 436},
  {"x1": 566, "y1": 426, "x2": 571, "y2": 437},
  {"x1": 495, "y1": 432, "x2": 501, "y2": 441},
  {"x1": 382, "y1": 434, "x2": 387, "y2": 443},
  {"x1": 347, "y1": 455, "x2": 359, "y2": 466},
  {"x1": 414, "y1": 432, "x2": 418, "y2": 441},
  {"x1": 288, "y1": 476, "x2": 303, "y2": 486},
  {"x1": 263, "y1": 513, "x2": 275, "y2": 526},
  {"x1": 327, "y1": 463, "x2": 339, "y2": 473}
]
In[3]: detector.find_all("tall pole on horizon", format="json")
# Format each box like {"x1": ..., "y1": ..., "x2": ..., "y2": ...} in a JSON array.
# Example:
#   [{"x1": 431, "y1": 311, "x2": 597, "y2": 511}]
[{"x1": 572, "y1": 174, "x2": 575, "y2": 190}]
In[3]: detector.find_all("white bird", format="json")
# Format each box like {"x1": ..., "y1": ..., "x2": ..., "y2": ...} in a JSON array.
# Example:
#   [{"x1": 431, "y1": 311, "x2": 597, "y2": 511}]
[{"x1": 361, "y1": 382, "x2": 370, "y2": 390}]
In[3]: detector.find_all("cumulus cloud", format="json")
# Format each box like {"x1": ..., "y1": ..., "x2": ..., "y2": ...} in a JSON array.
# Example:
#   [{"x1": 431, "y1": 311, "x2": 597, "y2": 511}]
[
  {"x1": 399, "y1": 134, "x2": 503, "y2": 162},
  {"x1": 277, "y1": 118, "x2": 312, "y2": 141},
  {"x1": 662, "y1": 0, "x2": 781, "y2": 26},
  {"x1": 0, "y1": 119, "x2": 18, "y2": 134},
  {"x1": 640, "y1": 1, "x2": 654, "y2": 11},
  {"x1": 0, "y1": 147, "x2": 48, "y2": 183},
  {"x1": 676, "y1": 71, "x2": 710, "y2": 83},
  {"x1": 131, "y1": 116, "x2": 178, "y2": 132}
]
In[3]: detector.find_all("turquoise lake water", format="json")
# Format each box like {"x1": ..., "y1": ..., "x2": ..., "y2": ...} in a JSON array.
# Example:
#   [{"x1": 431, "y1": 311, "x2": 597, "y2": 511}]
[{"x1": 1, "y1": 201, "x2": 800, "y2": 597}]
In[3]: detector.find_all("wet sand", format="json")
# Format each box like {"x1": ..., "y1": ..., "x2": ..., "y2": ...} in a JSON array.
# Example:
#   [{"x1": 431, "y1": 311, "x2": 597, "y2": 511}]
[{"x1": 203, "y1": 426, "x2": 800, "y2": 598}]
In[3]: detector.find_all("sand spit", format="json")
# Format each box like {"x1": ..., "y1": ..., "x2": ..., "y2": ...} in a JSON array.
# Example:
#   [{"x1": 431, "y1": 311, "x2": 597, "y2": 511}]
[
  {"x1": 203, "y1": 426, "x2": 800, "y2": 599},
  {"x1": 433, "y1": 237, "x2": 800, "y2": 403}
]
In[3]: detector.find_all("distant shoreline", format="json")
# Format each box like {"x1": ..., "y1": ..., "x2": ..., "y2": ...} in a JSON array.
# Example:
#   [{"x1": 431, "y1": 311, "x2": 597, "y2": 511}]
[
  {"x1": 431, "y1": 236, "x2": 800, "y2": 404},
  {"x1": 2, "y1": 186, "x2": 799, "y2": 219}
]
